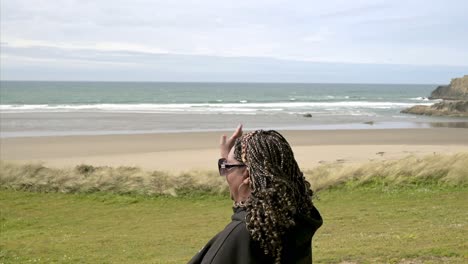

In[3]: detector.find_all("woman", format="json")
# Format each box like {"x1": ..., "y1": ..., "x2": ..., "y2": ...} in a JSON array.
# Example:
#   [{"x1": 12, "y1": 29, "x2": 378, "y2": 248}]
[{"x1": 188, "y1": 125, "x2": 322, "y2": 264}]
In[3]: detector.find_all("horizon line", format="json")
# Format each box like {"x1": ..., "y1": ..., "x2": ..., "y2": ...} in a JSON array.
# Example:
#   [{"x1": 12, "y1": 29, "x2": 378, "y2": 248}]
[{"x1": 0, "y1": 79, "x2": 443, "y2": 86}]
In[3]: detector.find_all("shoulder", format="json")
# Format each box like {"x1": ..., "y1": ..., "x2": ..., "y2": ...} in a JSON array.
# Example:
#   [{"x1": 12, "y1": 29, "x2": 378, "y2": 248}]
[
  {"x1": 189, "y1": 220, "x2": 249, "y2": 264},
  {"x1": 215, "y1": 209, "x2": 251, "y2": 249},
  {"x1": 210, "y1": 221, "x2": 271, "y2": 264},
  {"x1": 210, "y1": 222, "x2": 250, "y2": 263},
  {"x1": 220, "y1": 220, "x2": 251, "y2": 247},
  {"x1": 211, "y1": 220, "x2": 249, "y2": 255},
  {"x1": 189, "y1": 209, "x2": 272, "y2": 264},
  {"x1": 195, "y1": 220, "x2": 255, "y2": 263}
]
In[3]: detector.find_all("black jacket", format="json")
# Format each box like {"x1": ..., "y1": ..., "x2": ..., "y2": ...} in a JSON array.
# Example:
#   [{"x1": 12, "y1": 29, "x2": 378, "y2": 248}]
[{"x1": 188, "y1": 206, "x2": 322, "y2": 264}]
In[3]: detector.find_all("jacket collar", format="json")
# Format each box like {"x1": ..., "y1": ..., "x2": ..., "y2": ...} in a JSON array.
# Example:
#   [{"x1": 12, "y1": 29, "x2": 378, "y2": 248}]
[{"x1": 231, "y1": 206, "x2": 247, "y2": 222}]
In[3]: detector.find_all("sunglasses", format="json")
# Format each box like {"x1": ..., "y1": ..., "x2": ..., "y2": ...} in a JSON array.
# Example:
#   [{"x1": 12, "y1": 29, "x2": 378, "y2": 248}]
[{"x1": 218, "y1": 158, "x2": 246, "y2": 176}]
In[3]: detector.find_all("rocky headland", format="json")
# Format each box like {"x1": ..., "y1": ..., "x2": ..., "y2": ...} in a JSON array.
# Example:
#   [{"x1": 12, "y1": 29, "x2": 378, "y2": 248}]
[{"x1": 401, "y1": 75, "x2": 468, "y2": 117}]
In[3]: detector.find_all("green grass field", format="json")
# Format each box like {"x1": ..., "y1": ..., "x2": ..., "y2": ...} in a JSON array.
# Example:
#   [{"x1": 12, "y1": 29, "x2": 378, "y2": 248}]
[
  {"x1": 1, "y1": 185, "x2": 467, "y2": 263},
  {"x1": 1, "y1": 154, "x2": 467, "y2": 263}
]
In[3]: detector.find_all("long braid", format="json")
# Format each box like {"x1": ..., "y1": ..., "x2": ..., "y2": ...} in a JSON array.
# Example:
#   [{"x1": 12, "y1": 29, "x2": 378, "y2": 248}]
[{"x1": 234, "y1": 130, "x2": 315, "y2": 263}]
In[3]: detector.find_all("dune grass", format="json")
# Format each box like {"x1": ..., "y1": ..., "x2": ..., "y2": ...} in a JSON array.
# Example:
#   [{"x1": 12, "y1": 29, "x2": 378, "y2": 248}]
[
  {"x1": 1, "y1": 153, "x2": 467, "y2": 196},
  {"x1": 1, "y1": 153, "x2": 467, "y2": 263},
  {"x1": 0, "y1": 163, "x2": 227, "y2": 197}
]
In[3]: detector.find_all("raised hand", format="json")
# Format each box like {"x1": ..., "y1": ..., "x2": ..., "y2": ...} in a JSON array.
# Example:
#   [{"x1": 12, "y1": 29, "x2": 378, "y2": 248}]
[{"x1": 219, "y1": 124, "x2": 243, "y2": 158}]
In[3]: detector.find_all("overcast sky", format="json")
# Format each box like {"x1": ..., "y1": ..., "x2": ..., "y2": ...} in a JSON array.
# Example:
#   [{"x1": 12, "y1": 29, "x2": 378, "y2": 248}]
[{"x1": 1, "y1": 0, "x2": 467, "y2": 83}]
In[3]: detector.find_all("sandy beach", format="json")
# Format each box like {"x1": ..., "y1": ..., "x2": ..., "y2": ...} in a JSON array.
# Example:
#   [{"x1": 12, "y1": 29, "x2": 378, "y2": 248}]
[
  {"x1": 1, "y1": 127, "x2": 468, "y2": 173},
  {"x1": 0, "y1": 128, "x2": 468, "y2": 172}
]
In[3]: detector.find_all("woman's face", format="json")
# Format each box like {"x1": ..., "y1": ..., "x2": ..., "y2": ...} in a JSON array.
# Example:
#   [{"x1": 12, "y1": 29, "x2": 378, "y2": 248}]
[{"x1": 225, "y1": 146, "x2": 248, "y2": 201}]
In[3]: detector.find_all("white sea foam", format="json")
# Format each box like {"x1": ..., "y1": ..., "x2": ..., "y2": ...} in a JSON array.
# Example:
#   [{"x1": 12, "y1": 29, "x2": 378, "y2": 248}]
[
  {"x1": 410, "y1": 97, "x2": 430, "y2": 101},
  {"x1": 0, "y1": 101, "x2": 434, "y2": 114}
]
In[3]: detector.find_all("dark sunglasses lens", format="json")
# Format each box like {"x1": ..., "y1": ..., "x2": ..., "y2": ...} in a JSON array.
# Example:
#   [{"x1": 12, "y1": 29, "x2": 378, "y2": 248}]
[
  {"x1": 219, "y1": 168, "x2": 225, "y2": 176},
  {"x1": 218, "y1": 158, "x2": 226, "y2": 176}
]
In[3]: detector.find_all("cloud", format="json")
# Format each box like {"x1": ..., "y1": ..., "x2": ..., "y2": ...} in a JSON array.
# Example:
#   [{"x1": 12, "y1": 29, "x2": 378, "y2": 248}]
[
  {"x1": 2, "y1": 38, "x2": 169, "y2": 54},
  {"x1": 2, "y1": 41, "x2": 467, "y2": 84},
  {"x1": 1, "y1": 0, "x2": 468, "y2": 82}
]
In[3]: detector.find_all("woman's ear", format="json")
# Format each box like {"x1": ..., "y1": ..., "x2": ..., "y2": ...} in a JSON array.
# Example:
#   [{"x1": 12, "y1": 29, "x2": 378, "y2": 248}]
[
  {"x1": 237, "y1": 176, "x2": 251, "y2": 202},
  {"x1": 242, "y1": 177, "x2": 250, "y2": 186},
  {"x1": 242, "y1": 167, "x2": 250, "y2": 179}
]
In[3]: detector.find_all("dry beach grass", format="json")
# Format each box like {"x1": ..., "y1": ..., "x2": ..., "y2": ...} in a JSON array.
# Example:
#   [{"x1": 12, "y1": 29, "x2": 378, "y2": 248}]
[{"x1": 1, "y1": 153, "x2": 467, "y2": 196}]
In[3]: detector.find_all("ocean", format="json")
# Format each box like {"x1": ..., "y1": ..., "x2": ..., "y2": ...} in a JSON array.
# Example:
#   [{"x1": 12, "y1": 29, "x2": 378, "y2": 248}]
[{"x1": 0, "y1": 81, "x2": 463, "y2": 137}]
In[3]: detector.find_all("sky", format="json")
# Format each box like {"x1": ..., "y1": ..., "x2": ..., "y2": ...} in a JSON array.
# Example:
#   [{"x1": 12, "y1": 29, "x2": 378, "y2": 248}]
[{"x1": 1, "y1": 0, "x2": 467, "y2": 83}]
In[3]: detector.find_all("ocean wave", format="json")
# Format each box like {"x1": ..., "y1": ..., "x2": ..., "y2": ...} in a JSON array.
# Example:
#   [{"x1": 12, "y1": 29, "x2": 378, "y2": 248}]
[
  {"x1": 410, "y1": 97, "x2": 430, "y2": 101},
  {"x1": 408, "y1": 97, "x2": 444, "y2": 102},
  {"x1": 0, "y1": 101, "x2": 434, "y2": 114}
]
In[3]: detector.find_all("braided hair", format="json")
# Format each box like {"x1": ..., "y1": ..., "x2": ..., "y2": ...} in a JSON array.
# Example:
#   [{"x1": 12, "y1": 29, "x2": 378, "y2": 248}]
[{"x1": 233, "y1": 130, "x2": 315, "y2": 263}]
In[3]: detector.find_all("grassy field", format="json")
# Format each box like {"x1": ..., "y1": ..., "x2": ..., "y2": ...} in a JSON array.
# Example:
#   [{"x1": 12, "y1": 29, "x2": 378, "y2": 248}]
[
  {"x1": 1, "y1": 153, "x2": 467, "y2": 263},
  {"x1": 1, "y1": 185, "x2": 467, "y2": 264}
]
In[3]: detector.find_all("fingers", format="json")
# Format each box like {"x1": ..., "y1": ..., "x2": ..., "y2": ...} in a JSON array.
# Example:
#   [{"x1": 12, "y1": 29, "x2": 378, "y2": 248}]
[
  {"x1": 228, "y1": 124, "x2": 243, "y2": 142},
  {"x1": 220, "y1": 134, "x2": 227, "y2": 145},
  {"x1": 219, "y1": 124, "x2": 244, "y2": 158},
  {"x1": 225, "y1": 124, "x2": 243, "y2": 150},
  {"x1": 219, "y1": 134, "x2": 228, "y2": 158},
  {"x1": 220, "y1": 124, "x2": 242, "y2": 145}
]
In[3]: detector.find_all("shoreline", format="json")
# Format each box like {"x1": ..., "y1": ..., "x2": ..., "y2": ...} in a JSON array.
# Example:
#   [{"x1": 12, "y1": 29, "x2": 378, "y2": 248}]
[
  {"x1": 2, "y1": 128, "x2": 468, "y2": 172},
  {"x1": 2, "y1": 110, "x2": 468, "y2": 139},
  {"x1": 1, "y1": 120, "x2": 468, "y2": 139}
]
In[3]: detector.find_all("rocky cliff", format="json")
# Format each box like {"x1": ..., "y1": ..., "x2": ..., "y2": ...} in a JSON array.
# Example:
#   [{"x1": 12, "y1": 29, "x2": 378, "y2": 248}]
[
  {"x1": 401, "y1": 75, "x2": 468, "y2": 117},
  {"x1": 429, "y1": 75, "x2": 468, "y2": 100}
]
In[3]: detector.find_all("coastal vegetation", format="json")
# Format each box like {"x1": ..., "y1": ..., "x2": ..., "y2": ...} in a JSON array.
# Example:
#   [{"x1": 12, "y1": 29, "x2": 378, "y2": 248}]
[
  {"x1": 1, "y1": 153, "x2": 467, "y2": 263},
  {"x1": 1, "y1": 153, "x2": 467, "y2": 196}
]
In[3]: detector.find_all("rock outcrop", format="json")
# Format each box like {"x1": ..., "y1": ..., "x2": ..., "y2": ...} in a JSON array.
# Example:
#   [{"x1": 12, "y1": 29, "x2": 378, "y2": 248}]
[
  {"x1": 401, "y1": 75, "x2": 468, "y2": 117},
  {"x1": 401, "y1": 101, "x2": 468, "y2": 117},
  {"x1": 429, "y1": 75, "x2": 468, "y2": 100}
]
